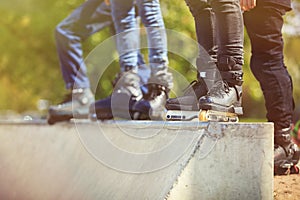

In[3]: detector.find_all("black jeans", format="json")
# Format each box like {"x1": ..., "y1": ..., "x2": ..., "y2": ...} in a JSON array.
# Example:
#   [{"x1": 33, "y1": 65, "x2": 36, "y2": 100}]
[
  {"x1": 244, "y1": 3, "x2": 294, "y2": 130},
  {"x1": 185, "y1": 0, "x2": 244, "y2": 71}
]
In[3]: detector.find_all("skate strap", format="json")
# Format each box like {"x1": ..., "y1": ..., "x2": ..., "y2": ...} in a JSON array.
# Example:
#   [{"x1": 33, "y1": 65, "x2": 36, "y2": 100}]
[
  {"x1": 72, "y1": 88, "x2": 84, "y2": 94},
  {"x1": 275, "y1": 132, "x2": 292, "y2": 145},
  {"x1": 220, "y1": 71, "x2": 243, "y2": 86},
  {"x1": 218, "y1": 56, "x2": 243, "y2": 71},
  {"x1": 199, "y1": 70, "x2": 221, "y2": 81}
]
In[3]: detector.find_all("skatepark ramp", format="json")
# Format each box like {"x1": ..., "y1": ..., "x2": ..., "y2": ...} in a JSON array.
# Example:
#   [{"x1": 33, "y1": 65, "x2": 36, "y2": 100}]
[{"x1": 0, "y1": 120, "x2": 273, "y2": 200}]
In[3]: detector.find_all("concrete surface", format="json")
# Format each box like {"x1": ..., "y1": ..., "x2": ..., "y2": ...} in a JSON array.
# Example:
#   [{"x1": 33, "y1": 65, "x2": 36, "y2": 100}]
[
  {"x1": 0, "y1": 120, "x2": 273, "y2": 200},
  {"x1": 167, "y1": 123, "x2": 273, "y2": 200}
]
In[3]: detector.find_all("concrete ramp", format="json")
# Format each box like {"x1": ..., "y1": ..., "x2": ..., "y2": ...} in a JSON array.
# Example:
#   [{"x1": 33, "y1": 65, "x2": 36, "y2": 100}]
[{"x1": 0, "y1": 120, "x2": 273, "y2": 200}]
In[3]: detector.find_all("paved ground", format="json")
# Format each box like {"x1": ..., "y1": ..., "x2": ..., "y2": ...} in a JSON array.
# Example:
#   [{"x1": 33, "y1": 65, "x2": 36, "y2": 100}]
[{"x1": 274, "y1": 174, "x2": 300, "y2": 200}]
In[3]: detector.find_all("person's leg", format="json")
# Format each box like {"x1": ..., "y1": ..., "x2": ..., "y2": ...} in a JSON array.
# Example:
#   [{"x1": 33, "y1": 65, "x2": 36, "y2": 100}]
[
  {"x1": 199, "y1": 0, "x2": 244, "y2": 115},
  {"x1": 137, "y1": 52, "x2": 150, "y2": 85},
  {"x1": 166, "y1": 0, "x2": 218, "y2": 111},
  {"x1": 244, "y1": 3, "x2": 293, "y2": 129},
  {"x1": 91, "y1": 0, "x2": 144, "y2": 120},
  {"x1": 137, "y1": 0, "x2": 168, "y2": 70},
  {"x1": 48, "y1": 0, "x2": 111, "y2": 124},
  {"x1": 110, "y1": 0, "x2": 140, "y2": 72},
  {"x1": 244, "y1": 3, "x2": 299, "y2": 174},
  {"x1": 185, "y1": 0, "x2": 217, "y2": 62},
  {"x1": 132, "y1": 0, "x2": 173, "y2": 119},
  {"x1": 55, "y1": 0, "x2": 112, "y2": 90}
]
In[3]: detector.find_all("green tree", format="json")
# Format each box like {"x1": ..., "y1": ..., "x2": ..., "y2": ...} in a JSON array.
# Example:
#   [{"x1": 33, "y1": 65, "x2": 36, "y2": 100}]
[{"x1": 0, "y1": 0, "x2": 299, "y2": 120}]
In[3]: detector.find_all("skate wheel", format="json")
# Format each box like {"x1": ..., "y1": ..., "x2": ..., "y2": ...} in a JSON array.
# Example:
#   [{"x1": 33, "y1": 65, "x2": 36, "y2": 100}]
[
  {"x1": 199, "y1": 110, "x2": 208, "y2": 121},
  {"x1": 47, "y1": 117, "x2": 56, "y2": 125},
  {"x1": 228, "y1": 116, "x2": 239, "y2": 122}
]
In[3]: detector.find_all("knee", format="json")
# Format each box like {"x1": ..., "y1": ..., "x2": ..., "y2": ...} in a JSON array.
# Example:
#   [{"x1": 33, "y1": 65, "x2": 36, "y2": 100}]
[
  {"x1": 249, "y1": 54, "x2": 285, "y2": 81},
  {"x1": 249, "y1": 56, "x2": 265, "y2": 79}
]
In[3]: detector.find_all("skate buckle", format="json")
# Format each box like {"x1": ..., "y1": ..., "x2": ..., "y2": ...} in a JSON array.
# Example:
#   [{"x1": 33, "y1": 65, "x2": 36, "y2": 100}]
[{"x1": 281, "y1": 163, "x2": 294, "y2": 175}]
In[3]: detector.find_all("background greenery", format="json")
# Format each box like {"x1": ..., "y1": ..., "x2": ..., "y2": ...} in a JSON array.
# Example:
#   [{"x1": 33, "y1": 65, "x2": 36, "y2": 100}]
[{"x1": 0, "y1": 0, "x2": 299, "y2": 120}]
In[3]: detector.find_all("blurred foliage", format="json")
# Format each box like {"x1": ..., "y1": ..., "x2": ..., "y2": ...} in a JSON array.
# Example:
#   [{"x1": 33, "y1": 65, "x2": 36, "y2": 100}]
[{"x1": 0, "y1": 0, "x2": 299, "y2": 120}]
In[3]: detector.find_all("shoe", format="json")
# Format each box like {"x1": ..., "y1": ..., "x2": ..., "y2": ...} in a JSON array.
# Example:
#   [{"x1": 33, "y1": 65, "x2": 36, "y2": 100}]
[
  {"x1": 198, "y1": 56, "x2": 243, "y2": 115},
  {"x1": 132, "y1": 68, "x2": 173, "y2": 120},
  {"x1": 90, "y1": 70, "x2": 143, "y2": 120},
  {"x1": 166, "y1": 78, "x2": 208, "y2": 111},
  {"x1": 274, "y1": 126, "x2": 300, "y2": 175},
  {"x1": 48, "y1": 88, "x2": 94, "y2": 124},
  {"x1": 133, "y1": 84, "x2": 169, "y2": 120},
  {"x1": 198, "y1": 80, "x2": 243, "y2": 115}
]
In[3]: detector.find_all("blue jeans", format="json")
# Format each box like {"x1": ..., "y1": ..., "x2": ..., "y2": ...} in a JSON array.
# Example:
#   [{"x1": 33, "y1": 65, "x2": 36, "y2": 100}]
[
  {"x1": 110, "y1": 0, "x2": 168, "y2": 75},
  {"x1": 185, "y1": 0, "x2": 244, "y2": 72},
  {"x1": 55, "y1": 0, "x2": 148, "y2": 89},
  {"x1": 244, "y1": 3, "x2": 294, "y2": 130}
]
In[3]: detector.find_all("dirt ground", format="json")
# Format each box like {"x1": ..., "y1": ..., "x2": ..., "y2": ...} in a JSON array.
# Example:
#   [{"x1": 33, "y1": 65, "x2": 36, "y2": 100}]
[{"x1": 274, "y1": 174, "x2": 300, "y2": 200}]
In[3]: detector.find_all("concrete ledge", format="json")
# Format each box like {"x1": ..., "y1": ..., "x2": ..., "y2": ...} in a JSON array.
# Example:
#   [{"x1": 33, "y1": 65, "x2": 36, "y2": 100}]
[{"x1": 0, "y1": 120, "x2": 273, "y2": 200}]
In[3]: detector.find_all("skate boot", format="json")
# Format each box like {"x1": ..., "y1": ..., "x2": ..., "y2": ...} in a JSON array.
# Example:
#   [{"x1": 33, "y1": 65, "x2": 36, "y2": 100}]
[
  {"x1": 48, "y1": 88, "x2": 94, "y2": 125},
  {"x1": 133, "y1": 69, "x2": 173, "y2": 120},
  {"x1": 274, "y1": 126, "x2": 300, "y2": 175},
  {"x1": 198, "y1": 79, "x2": 243, "y2": 114},
  {"x1": 90, "y1": 69, "x2": 143, "y2": 120},
  {"x1": 166, "y1": 60, "x2": 220, "y2": 111},
  {"x1": 133, "y1": 84, "x2": 169, "y2": 120},
  {"x1": 166, "y1": 78, "x2": 208, "y2": 111},
  {"x1": 198, "y1": 56, "x2": 243, "y2": 121}
]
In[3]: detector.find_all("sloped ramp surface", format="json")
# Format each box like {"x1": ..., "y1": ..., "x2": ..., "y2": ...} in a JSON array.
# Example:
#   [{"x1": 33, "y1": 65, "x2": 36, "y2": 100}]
[{"x1": 0, "y1": 121, "x2": 273, "y2": 200}]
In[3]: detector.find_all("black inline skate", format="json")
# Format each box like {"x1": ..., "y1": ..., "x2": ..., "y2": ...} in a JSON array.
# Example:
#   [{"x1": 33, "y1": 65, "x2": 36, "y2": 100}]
[
  {"x1": 48, "y1": 88, "x2": 94, "y2": 124},
  {"x1": 90, "y1": 68, "x2": 143, "y2": 120},
  {"x1": 197, "y1": 56, "x2": 243, "y2": 122},
  {"x1": 132, "y1": 68, "x2": 173, "y2": 120},
  {"x1": 274, "y1": 125, "x2": 300, "y2": 175}
]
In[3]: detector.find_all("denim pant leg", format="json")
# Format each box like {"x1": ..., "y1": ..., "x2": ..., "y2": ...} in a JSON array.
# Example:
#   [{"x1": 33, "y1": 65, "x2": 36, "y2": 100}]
[
  {"x1": 110, "y1": 0, "x2": 139, "y2": 72},
  {"x1": 244, "y1": 4, "x2": 294, "y2": 129},
  {"x1": 137, "y1": 0, "x2": 168, "y2": 75},
  {"x1": 55, "y1": 0, "x2": 112, "y2": 89},
  {"x1": 185, "y1": 0, "x2": 219, "y2": 88},
  {"x1": 184, "y1": 0, "x2": 217, "y2": 61},
  {"x1": 210, "y1": 0, "x2": 244, "y2": 70}
]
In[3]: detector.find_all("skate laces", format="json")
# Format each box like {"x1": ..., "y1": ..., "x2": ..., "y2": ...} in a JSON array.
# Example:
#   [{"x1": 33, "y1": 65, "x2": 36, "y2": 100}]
[
  {"x1": 113, "y1": 72, "x2": 142, "y2": 100},
  {"x1": 207, "y1": 80, "x2": 230, "y2": 97}
]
